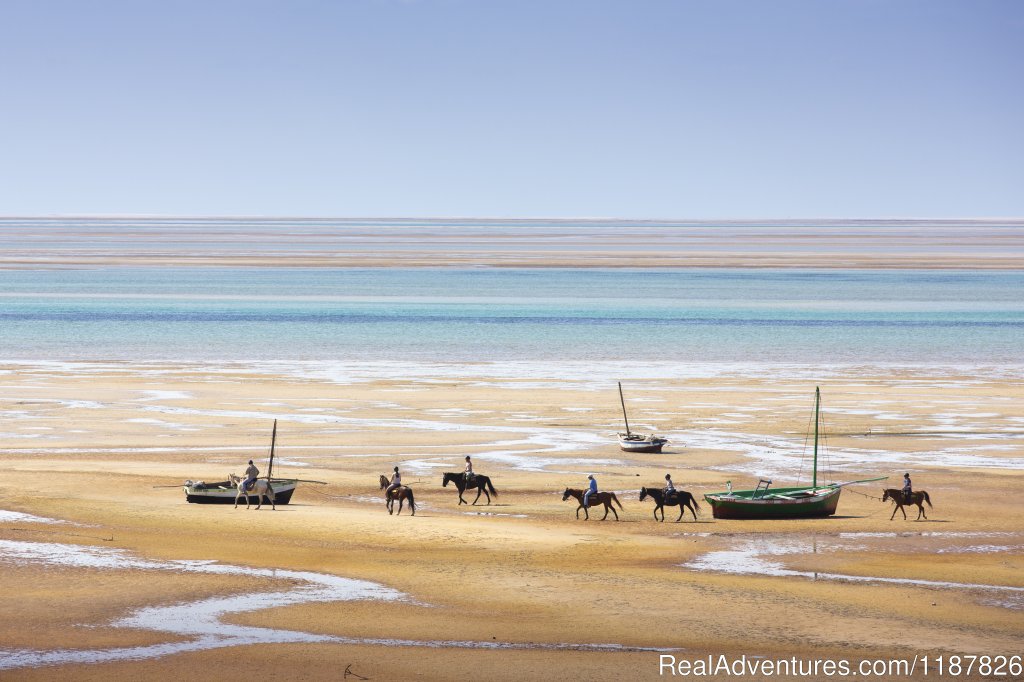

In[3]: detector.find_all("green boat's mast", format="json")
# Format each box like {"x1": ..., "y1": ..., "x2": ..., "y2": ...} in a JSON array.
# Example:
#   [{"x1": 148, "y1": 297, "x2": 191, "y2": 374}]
[{"x1": 812, "y1": 386, "x2": 820, "y2": 488}]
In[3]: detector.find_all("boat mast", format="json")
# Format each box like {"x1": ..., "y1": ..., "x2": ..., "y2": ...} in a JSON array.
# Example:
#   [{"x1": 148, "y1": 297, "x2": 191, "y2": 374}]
[
  {"x1": 618, "y1": 382, "x2": 631, "y2": 436},
  {"x1": 267, "y1": 419, "x2": 277, "y2": 480},
  {"x1": 812, "y1": 387, "x2": 820, "y2": 488}
]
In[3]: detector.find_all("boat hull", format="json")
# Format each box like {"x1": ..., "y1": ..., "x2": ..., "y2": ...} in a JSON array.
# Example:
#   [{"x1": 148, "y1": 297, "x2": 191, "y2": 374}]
[
  {"x1": 184, "y1": 480, "x2": 298, "y2": 505},
  {"x1": 618, "y1": 434, "x2": 669, "y2": 453},
  {"x1": 704, "y1": 487, "x2": 841, "y2": 519}
]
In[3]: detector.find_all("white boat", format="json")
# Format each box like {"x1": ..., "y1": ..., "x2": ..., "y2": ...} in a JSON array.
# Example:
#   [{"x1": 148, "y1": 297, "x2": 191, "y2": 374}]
[
  {"x1": 181, "y1": 419, "x2": 324, "y2": 504},
  {"x1": 616, "y1": 382, "x2": 669, "y2": 453},
  {"x1": 617, "y1": 433, "x2": 669, "y2": 453},
  {"x1": 183, "y1": 478, "x2": 299, "y2": 504}
]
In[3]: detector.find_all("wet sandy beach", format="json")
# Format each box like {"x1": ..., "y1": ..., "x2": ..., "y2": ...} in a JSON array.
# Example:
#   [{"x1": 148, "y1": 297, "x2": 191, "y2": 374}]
[{"x1": 1, "y1": 362, "x2": 1022, "y2": 679}]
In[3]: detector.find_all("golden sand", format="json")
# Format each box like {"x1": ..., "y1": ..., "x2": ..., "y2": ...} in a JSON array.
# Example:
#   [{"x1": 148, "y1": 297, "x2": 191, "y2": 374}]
[{"x1": 1, "y1": 364, "x2": 1022, "y2": 680}]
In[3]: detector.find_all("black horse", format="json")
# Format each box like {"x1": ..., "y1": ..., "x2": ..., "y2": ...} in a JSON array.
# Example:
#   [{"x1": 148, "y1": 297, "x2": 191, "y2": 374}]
[
  {"x1": 442, "y1": 471, "x2": 498, "y2": 505},
  {"x1": 639, "y1": 487, "x2": 700, "y2": 522}
]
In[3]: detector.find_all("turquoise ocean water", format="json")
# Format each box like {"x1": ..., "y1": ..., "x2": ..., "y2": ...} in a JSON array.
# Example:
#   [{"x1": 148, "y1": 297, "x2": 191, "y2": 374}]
[{"x1": 1, "y1": 266, "x2": 1021, "y2": 364}]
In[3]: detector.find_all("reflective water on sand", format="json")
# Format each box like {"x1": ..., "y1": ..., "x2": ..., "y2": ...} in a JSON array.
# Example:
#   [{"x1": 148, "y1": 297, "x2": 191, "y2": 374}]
[{"x1": 0, "y1": 540, "x2": 667, "y2": 670}]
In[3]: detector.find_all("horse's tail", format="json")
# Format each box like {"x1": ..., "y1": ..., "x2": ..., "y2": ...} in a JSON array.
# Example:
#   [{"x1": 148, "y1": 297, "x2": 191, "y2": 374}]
[
  {"x1": 485, "y1": 477, "x2": 498, "y2": 498},
  {"x1": 691, "y1": 493, "x2": 701, "y2": 515},
  {"x1": 406, "y1": 488, "x2": 416, "y2": 512},
  {"x1": 611, "y1": 492, "x2": 623, "y2": 510},
  {"x1": 923, "y1": 491, "x2": 932, "y2": 508}
]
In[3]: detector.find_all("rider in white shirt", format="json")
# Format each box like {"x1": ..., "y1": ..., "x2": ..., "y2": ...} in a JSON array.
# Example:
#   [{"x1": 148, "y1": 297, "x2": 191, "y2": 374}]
[{"x1": 385, "y1": 466, "x2": 402, "y2": 499}]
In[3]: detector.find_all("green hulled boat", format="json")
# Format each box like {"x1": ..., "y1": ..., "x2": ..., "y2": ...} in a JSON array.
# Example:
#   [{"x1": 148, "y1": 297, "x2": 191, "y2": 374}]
[{"x1": 704, "y1": 387, "x2": 883, "y2": 520}]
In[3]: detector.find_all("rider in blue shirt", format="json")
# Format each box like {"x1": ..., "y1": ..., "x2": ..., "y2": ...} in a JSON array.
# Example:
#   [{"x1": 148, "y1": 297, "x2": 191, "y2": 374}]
[
  {"x1": 902, "y1": 472, "x2": 912, "y2": 503},
  {"x1": 583, "y1": 474, "x2": 598, "y2": 508}
]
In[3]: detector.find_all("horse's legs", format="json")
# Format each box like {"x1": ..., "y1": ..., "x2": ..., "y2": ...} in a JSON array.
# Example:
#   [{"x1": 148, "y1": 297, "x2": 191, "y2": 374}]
[
  {"x1": 676, "y1": 506, "x2": 684, "y2": 522},
  {"x1": 575, "y1": 504, "x2": 581, "y2": 519},
  {"x1": 689, "y1": 502, "x2": 698, "y2": 521},
  {"x1": 600, "y1": 504, "x2": 609, "y2": 520},
  {"x1": 472, "y1": 488, "x2": 482, "y2": 505},
  {"x1": 234, "y1": 490, "x2": 241, "y2": 509},
  {"x1": 652, "y1": 505, "x2": 659, "y2": 521},
  {"x1": 889, "y1": 504, "x2": 898, "y2": 521},
  {"x1": 610, "y1": 504, "x2": 619, "y2": 521},
  {"x1": 917, "y1": 503, "x2": 926, "y2": 520}
]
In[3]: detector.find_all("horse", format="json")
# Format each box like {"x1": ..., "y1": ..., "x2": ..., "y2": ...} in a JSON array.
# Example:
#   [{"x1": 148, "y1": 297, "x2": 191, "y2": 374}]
[
  {"x1": 882, "y1": 488, "x2": 932, "y2": 520},
  {"x1": 561, "y1": 488, "x2": 623, "y2": 521},
  {"x1": 442, "y1": 472, "x2": 498, "y2": 505},
  {"x1": 639, "y1": 487, "x2": 700, "y2": 522},
  {"x1": 379, "y1": 474, "x2": 416, "y2": 516},
  {"x1": 227, "y1": 473, "x2": 276, "y2": 510}
]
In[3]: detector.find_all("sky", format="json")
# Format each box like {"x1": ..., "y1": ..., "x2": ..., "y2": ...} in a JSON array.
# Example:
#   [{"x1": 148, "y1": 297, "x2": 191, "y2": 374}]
[{"x1": 0, "y1": 0, "x2": 1021, "y2": 219}]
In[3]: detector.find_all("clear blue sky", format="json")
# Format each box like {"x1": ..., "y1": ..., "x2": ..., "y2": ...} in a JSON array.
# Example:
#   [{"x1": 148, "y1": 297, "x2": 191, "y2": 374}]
[{"x1": 1, "y1": 0, "x2": 1021, "y2": 218}]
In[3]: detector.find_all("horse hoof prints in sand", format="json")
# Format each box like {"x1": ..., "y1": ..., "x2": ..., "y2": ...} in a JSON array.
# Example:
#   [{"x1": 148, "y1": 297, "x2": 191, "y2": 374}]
[
  {"x1": 228, "y1": 473, "x2": 276, "y2": 510},
  {"x1": 882, "y1": 488, "x2": 933, "y2": 520},
  {"x1": 379, "y1": 475, "x2": 416, "y2": 516},
  {"x1": 562, "y1": 487, "x2": 623, "y2": 520}
]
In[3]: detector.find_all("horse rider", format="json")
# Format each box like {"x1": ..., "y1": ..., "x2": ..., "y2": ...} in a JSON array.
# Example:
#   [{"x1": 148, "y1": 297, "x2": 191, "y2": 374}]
[
  {"x1": 464, "y1": 455, "x2": 476, "y2": 485},
  {"x1": 583, "y1": 474, "x2": 598, "y2": 508},
  {"x1": 664, "y1": 473, "x2": 676, "y2": 502},
  {"x1": 385, "y1": 466, "x2": 402, "y2": 500},
  {"x1": 902, "y1": 472, "x2": 912, "y2": 503},
  {"x1": 243, "y1": 460, "x2": 260, "y2": 492}
]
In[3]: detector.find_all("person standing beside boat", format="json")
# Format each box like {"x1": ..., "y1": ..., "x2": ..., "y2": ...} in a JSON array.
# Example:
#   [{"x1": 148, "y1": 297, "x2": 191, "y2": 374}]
[
  {"x1": 385, "y1": 466, "x2": 402, "y2": 500},
  {"x1": 583, "y1": 474, "x2": 598, "y2": 508},
  {"x1": 243, "y1": 460, "x2": 260, "y2": 492}
]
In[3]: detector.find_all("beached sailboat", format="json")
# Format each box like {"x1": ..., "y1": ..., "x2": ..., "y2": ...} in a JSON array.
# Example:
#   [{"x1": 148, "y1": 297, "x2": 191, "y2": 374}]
[
  {"x1": 703, "y1": 387, "x2": 883, "y2": 519},
  {"x1": 183, "y1": 420, "x2": 321, "y2": 505},
  {"x1": 616, "y1": 382, "x2": 669, "y2": 453}
]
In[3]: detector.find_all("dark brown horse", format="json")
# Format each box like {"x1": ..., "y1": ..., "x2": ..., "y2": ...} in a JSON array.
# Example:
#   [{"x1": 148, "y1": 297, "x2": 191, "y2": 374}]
[
  {"x1": 379, "y1": 474, "x2": 416, "y2": 516},
  {"x1": 639, "y1": 487, "x2": 700, "y2": 522},
  {"x1": 562, "y1": 488, "x2": 623, "y2": 520},
  {"x1": 442, "y1": 472, "x2": 498, "y2": 505},
  {"x1": 882, "y1": 488, "x2": 932, "y2": 520}
]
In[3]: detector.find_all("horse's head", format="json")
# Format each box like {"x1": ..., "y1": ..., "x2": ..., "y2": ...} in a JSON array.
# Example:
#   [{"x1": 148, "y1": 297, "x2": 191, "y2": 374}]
[
  {"x1": 881, "y1": 490, "x2": 890, "y2": 503},
  {"x1": 561, "y1": 488, "x2": 572, "y2": 501},
  {"x1": 228, "y1": 473, "x2": 238, "y2": 483},
  {"x1": 442, "y1": 473, "x2": 451, "y2": 487},
  {"x1": 379, "y1": 475, "x2": 388, "y2": 489},
  {"x1": 639, "y1": 487, "x2": 649, "y2": 501}
]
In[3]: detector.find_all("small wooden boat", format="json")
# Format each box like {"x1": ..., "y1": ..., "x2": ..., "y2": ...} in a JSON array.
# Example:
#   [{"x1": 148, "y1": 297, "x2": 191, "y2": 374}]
[
  {"x1": 182, "y1": 419, "x2": 324, "y2": 505},
  {"x1": 704, "y1": 387, "x2": 883, "y2": 519},
  {"x1": 617, "y1": 382, "x2": 668, "y2": 453},
  {"x1": 183, "y1": 478, "x2": 299, "y2": 505},
  {"x1": 618, "y1": 433, "x2": 670, "y2": 453}
]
